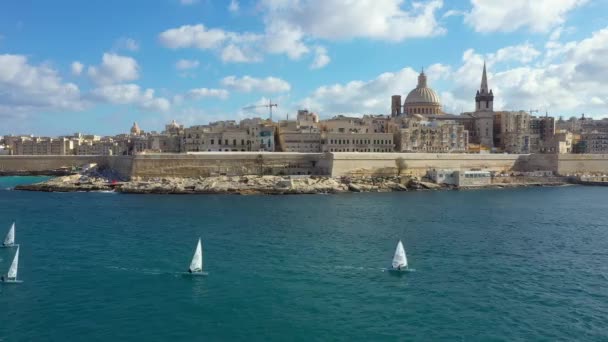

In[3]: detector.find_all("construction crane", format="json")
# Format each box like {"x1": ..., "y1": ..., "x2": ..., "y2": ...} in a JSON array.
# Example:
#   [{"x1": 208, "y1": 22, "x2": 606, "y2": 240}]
[{"x1": 243, "y1": 99, "x2": 278, "y2": 121}]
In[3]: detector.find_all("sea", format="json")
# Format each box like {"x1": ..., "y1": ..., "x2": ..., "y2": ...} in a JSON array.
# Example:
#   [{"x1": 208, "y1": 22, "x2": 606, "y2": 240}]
[{"x1": 1, "y1": 176, "x2": 608, "y2": 341}]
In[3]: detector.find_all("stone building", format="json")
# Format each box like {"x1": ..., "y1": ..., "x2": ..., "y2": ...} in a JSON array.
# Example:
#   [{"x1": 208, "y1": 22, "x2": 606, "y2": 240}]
[
  {"x1": 322, "y1": 132, "x2": 394, "y2": 152},
  {"x1": 11, "y1": 137, "x2": 75, "y2": 155},
  {"x1": 394, "y1": 116, "x2": 468, "y2": 153},
  {"x1": 279, "y1": 132, "x2": 322, "y2": 152},
  {"x1": 576, "y1": 132, "x2": 608, "y2": 153}
]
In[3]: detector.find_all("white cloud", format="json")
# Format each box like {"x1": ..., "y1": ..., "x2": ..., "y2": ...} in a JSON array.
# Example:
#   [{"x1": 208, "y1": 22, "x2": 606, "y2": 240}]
[
  {"x1": 465, "y1": 0, "x2": 587, "y2": 33},
  {"x1": 300, "y1": 67, "x2": 419, "y2": 114},
  {"x1": 160, "y1": 1, "x2": 445, "y2": 64},
  {"x1": 221, "y1": 44, "x2": 260, "y2": 63},
  {"x1": 298, "y1": 26, "x2": 608, "y2": 118},
  {"x1": 0, "y1": 54, "x2": 84, "y2": 115},
  {"x1": 261, "y1": 0, "x2": 445, "y2": 41},
  {"x1": 89, "y1": 84, "x2": 170, "y2": 112},
  {"x1": 228, "y1": 0, "x2": 239, "y2": 12},
  {"x1": 488, "y1": 43, "x2": 541, "y2": 64},
  {"x1": 187, "y1": 88, "x2": 229, "y2": 100},
  {"x1": 87, "y1": 53, "x2": 139, "y2": 86},
  {"x1": 221, "y1": 75, "x2": 291, "y2": 93},
  {"x1": 115, "y1": 37, "x2": 140, "y2": 52},
  {"x1": 159, "y1": 24, "x2": 233, "y2": 49},
  {"x1": 263, "y1": 21, "x2": 309, "y2": 60},
  {"x1": 310, "y1": 46, "x2": 330, "y2": 69},
  {"x1": 71, "y1": 61, "x2": 84, "y2": 76},
  {"x1": 175, "y1": 59, "x2": 200, "y2": 70}
]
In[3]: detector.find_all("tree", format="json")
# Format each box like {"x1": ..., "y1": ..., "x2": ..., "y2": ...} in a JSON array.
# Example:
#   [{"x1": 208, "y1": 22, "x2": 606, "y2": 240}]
[{"x1": 396, "y1": 157, "x2": 408, "y2": 176}]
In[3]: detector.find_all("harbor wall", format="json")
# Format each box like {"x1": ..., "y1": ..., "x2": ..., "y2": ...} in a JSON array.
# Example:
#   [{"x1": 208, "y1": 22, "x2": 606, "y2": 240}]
[
  {"x1": 329, "y1": 153, "x2": 527, "y2": 177},
  {"x1": 0, "y1": 155, "x2": 105, "y2": 174},
  {"x1": 129, "y1": 152, "x2": 329, "y2": 179},
  {"x1": 1, "y1": 153, "x2": 608, "y2": 179},
  {"x1": 556, "y1": 154, "x2": 608, "y2": 175}
]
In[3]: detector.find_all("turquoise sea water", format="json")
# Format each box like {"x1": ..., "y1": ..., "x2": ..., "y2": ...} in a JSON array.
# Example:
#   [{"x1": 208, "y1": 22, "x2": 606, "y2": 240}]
[{"x1": 1, "y1": 176, "x2": 608, "y2": 341}]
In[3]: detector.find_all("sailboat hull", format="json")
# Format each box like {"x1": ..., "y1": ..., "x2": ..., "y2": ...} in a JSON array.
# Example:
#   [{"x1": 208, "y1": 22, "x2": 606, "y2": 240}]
[
  {"x1": 0, "y1": 243, "x2": 19, "y2": 248},
  {"x1": 183, "y1": 271, "x2": 208, "y2": 276},
  {"x1": 1, "y1": 279, "x2": 23, "y2": 284}
]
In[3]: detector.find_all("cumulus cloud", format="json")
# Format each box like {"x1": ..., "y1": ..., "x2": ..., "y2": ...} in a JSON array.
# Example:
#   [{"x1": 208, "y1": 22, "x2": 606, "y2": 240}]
[
  {"x1": 175, "y1": 59, "x2": 200, "y2": 70},
  {"x1": 298, "y1": 26, "x2": 608, "y2": 118},
  {"x1": 71, "y1": 61, "x2": 84, "y2": 76},
  {"x1": 300, "y1": 67, "x2": 419, "y2": 114},
  {"x1": 221, "y1": 44, "x2": 261, "y2": 63},
  {"x1": 87, "y1": 53, "x2": 139, "y2": 86},
  {"x1": 221, "y1": 75, "x2": 291, "y2": 93},
  {"x1": 261, "y1": 0, "x2": 445, "y2": 42},
  {"x1": 310, "y1": 46, "x2": 330, "y2": 69},
  {"x1": 0, "y1": 54, "x2": 84, "y2": 115},
  {"x1": 465, "y1": 0, "x2": 587, "y2": 33},
  {"x1": 89, "y1": 84, "x2": 170, "y2": 112},
  {"x1": 159, "y1": 24, "x2": 233, "y2": 49},
  {"x1": 187, "y1": 88, "x2": 229, "y2": 100},
  {"x1": 159, "y1": 1, "x2": 445, "y2": 64}
]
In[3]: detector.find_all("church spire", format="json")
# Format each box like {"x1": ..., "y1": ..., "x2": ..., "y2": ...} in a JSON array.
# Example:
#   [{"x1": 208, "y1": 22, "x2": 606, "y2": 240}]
[
  {"x1": 475, "y1": 62, "x2": 494, "y2": 112},
  {"x1": 480, "y1": 61, "x2": 489, "y2": 93}
]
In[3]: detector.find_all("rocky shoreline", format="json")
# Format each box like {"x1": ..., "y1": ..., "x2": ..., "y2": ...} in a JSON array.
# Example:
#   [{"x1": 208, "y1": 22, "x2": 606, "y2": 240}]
[{"x1": 13, "y1": 173, "x2": 570, "y2": 195}]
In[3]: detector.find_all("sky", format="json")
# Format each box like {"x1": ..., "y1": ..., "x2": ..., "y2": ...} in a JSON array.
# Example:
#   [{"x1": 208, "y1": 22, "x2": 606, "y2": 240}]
[{"x1": 1, "y1": 0, "x2": 608, "y2": 136}]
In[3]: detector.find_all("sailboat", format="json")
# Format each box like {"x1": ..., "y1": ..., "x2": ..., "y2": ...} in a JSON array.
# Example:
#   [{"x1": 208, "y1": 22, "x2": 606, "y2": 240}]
[
  {"x1": 390, "y1": 240, "x2": 408, "y2": 272},
  {"x1": 187, "y1": 238, "x2": 206, "y2": 276},
  {"x1": 2, "y1": 222, "x2": 17, "y2": 248},
  {"x1": 1, "y1": 246, "x2": 22, "y2": 283}
]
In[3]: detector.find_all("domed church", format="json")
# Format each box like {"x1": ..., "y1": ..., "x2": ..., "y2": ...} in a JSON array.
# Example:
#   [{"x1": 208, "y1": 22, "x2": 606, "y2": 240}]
[{"x1": 402, "y1": 69, "x2": 442, "y2": 116}]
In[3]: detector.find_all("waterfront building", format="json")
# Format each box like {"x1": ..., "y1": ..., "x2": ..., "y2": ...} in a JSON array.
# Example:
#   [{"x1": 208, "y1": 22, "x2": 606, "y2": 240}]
[
  {"x1": 322, "y1": 132, "x2": 394, "y2": 152},
  {"x1": 279, "y1": 131, "x2": 322, "y2": 152},
  {"x1": 575, "y1": 132, "x2": 608, "y2": 153},
  {"x1": 276, "y1": 110, "x2": 322, "y2": 152},
  {"x1": 394, "y1": 116, "x2": 468, "y2": 153}
]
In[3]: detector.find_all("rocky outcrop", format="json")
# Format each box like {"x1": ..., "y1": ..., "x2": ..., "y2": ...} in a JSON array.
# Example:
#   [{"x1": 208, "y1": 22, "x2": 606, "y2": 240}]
[{"x1": 14, "y1": 173, "x2": 570, "y2": 195}]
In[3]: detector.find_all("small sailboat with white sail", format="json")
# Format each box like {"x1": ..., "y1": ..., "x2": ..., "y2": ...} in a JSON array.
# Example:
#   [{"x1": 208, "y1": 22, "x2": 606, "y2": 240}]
[
  {"x1": 186, "y1": 238, "x2": 206, "y2": 276},
  {"x1": 1, "y1": 222, "x2": 17, "y2": 248},
  {"x1": 389, "y1": 240, "x2": 409, "y2": 272},
  {"x1": 1, "y1": 246, "x2": 22, "y2": 283}
]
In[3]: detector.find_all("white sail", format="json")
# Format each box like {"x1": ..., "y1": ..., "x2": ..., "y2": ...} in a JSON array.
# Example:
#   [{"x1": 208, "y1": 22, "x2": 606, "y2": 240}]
[
  {"x1": 392, "y1": 240, "x2": 407, "y2": 269},
  {"x1": 189, "y1": 238, "x2": 203, "y2": 272},
  {"x1": 7, "y1": 246, "x2": 19, "y2": 279},
  {"x1": 3, "y1": 222, "x2": 15, "y2": 246}
]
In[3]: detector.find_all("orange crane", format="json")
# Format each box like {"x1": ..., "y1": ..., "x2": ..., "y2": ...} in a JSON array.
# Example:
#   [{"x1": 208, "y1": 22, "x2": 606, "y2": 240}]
[{"x1": 243, "y1": 99, "x2": 278, "y2": 121}]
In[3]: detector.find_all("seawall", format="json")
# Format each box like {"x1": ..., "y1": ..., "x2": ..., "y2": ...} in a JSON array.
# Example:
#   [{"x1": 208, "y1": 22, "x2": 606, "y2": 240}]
[{"x1": 2, "y1": 153, "x2": 608, "y2": 180}]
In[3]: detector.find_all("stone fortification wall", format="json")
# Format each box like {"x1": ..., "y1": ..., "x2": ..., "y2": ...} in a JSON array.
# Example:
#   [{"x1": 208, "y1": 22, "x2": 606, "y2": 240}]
[
  {"x1": 130, "y1": 152, "x2": 329, "y2": 179},
  {"x1": 556, "y1": 154, "x2": 608, "y2": 175},
  {"x1": 329, "y1": 153, "x2": 525, "y2": 177},
  {"x1": 2, "y1": 153, "x2": 608, "y2": 179},
  {"x1": 0, "y1": 155, "x2": 106, "y2": 174}
]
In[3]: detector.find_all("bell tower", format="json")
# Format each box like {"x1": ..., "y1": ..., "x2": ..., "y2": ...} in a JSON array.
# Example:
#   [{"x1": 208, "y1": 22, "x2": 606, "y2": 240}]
[{"x1": 475, "y1": 62, "x2": 494, "y2": 112}]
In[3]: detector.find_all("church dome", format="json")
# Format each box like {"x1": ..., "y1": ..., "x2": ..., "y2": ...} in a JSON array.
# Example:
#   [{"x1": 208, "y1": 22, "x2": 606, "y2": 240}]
[
  {"x1": 404, "y1": 87, "x2": 441, "y2": 105},
  {"x1": 403, "y1": 70, "x2": 442, "y2": 116},
  {"x1": 404, "y1": 71, "x2": 441, "y2": 105}
]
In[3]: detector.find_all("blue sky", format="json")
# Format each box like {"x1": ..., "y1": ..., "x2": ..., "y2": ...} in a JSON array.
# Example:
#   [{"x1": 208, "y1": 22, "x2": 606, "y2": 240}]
[{"x1": 1, "y1": 0, "x2": 608, "y2": 136}]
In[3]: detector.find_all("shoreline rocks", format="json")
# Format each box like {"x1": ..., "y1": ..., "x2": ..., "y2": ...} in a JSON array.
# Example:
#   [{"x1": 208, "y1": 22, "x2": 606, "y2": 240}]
[{"x1": 13, "y1": 174, "x2": 570, "y2": 195}]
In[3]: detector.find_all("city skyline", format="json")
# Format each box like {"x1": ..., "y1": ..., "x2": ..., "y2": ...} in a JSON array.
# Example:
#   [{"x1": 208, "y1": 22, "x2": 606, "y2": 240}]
[{"x1": 1, "y1": 0, "x2": 608, "y2": 136}]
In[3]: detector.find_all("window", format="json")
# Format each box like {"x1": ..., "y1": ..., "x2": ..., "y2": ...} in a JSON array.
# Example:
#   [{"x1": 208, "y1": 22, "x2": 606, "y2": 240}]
[
  {"x1": 225, "y1": 139, "x2": 228, "y2": 145},
  {"x1": 241, "y1": 139, "x2": 245, "y2": 146},
  {"x1": 211, "y1": 139, "x2": 214, "y2": 145},
  {"x1": 233, "y1": 139, "x2": 237, "y2": 146}
]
